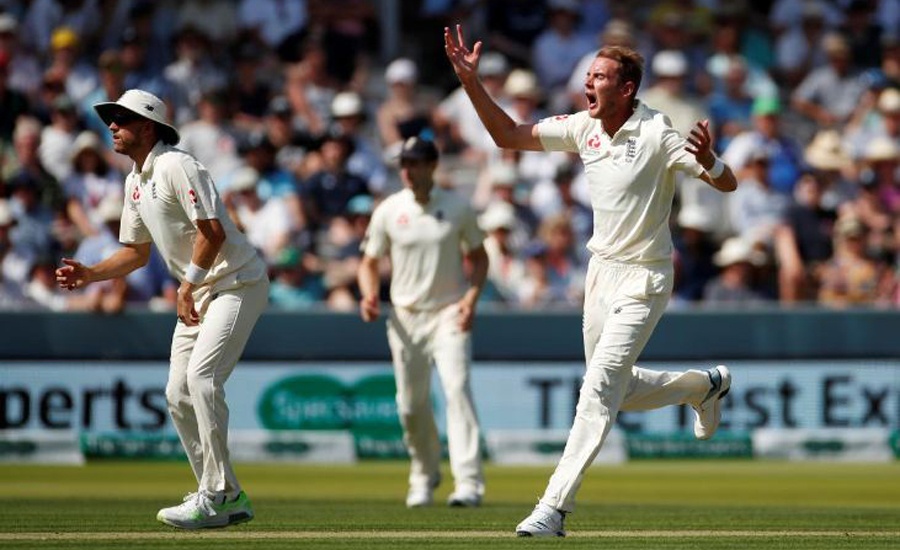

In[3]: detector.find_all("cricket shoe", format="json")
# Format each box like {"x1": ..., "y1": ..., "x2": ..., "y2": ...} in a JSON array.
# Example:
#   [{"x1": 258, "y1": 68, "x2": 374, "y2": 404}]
[
  {"x1": 693, "y1": 365, "x2": 731, "y2": 440},
  {"x1": 405, "y1": 487, "x2": 434, "y2": 508},
  {"x1": 447, "y1": 489, "x2": 482, "y2": 507},
  {"x1": 515, "y1": 502, "x2": 566, "y2": 537},
  {"x1": 157, "y1": 491, "x2": 254, "y2": 529}
]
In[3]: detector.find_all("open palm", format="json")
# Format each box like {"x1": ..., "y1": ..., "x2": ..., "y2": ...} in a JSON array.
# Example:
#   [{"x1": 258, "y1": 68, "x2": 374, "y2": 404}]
[{"x1": 444, "y1": 24, "x2": 482, "y2": 81}]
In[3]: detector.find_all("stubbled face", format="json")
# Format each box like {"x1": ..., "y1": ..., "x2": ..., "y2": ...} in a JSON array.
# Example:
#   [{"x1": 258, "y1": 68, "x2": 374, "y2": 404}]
[
  {"x1": 584, "y1": 56, "x2": 632, "y2": 120},
  {"x1": 107, "y1": 110, "x2": 150, "y2": 155}
]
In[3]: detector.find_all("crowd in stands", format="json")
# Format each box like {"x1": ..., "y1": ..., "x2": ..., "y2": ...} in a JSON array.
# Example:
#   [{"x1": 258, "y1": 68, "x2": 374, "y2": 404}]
[{"x1": 0, "y1": 0, "x2": 899, "y2": 313}]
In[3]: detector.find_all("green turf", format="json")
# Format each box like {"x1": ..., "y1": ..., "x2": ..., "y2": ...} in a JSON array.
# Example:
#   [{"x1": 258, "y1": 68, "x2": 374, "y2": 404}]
[{"x1": 3, "y1": 461, "x2": 900, "y2": 549}]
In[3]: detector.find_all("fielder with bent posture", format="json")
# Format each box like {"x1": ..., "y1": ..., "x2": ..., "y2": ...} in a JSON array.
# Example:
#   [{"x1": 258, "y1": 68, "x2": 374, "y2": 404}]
[
  {"x1": 358, "y1": 137, "x2": 489, "y2": 508},
  {"x1": 56, "y1": 89, "x2": 269, "y2": 529},
  {"x1": 445, "y1": 25, "x2": 737, "y2": 536}
]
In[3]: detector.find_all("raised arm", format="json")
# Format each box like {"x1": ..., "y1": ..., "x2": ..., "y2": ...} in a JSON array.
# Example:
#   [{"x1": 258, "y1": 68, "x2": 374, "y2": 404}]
[
  {"x1": 444, "y1": 24, "x2": 543, "y2": 152},
  {"x1": 686, "y1": 119, "x2": 738, "y2": 193}
]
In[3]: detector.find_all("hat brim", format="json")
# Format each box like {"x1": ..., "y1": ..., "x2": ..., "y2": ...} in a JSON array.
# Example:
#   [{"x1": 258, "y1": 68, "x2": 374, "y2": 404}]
[{"x1": 94, "y1": 102, "x2": 180, "y2": 145}]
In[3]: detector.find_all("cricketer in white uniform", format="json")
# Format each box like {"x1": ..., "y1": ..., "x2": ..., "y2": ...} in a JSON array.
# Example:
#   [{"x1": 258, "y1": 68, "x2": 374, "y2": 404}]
[
  {"x1": 358, "y1": 137, "x2": 490, "y2": 508},
  {"x1": 56, "y1": 90, "x2": 268, "y2": 530},
  {"x1": 445, "y1": 27, "x2": 738, "y2": 536}
]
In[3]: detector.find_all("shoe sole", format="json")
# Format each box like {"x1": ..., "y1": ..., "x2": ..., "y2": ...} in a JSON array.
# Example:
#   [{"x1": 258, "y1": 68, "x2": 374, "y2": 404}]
[{"x1": 516, "y1": 530, "x2": 565, "y2": 537}]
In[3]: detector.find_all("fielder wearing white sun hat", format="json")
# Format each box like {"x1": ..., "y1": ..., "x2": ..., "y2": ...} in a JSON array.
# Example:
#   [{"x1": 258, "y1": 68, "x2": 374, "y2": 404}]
[{"x1": 93, "y1": 89, "x2": 180, "y2": 145}]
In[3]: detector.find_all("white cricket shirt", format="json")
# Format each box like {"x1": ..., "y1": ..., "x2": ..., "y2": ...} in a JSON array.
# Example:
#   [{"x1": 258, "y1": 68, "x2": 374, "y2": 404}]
[
  {"x1": 537, "y1": 101, "x2": 705, "y2": 266},
  {"x1": 363, "y1": 187, "x2": 484, "y2": 310},
  {"x1": 119, "y1": 142, "x2": 266, "y2": 293}
]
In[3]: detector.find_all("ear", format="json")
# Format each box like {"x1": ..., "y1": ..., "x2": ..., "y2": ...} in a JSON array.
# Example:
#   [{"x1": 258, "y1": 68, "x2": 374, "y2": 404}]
[{"x1": 621, "y1": 79, "x2": 636, "y2": 100}]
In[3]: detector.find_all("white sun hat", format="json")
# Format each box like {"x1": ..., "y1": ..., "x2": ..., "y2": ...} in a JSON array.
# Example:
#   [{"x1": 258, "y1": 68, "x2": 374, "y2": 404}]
[{"x1": 93, "y1": 89, "x2": 180, "y2": 145}]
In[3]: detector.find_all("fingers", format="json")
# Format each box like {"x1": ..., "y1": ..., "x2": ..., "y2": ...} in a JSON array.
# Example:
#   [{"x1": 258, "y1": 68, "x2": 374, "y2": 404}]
[{"x1": 456, "y1": 23, "x2": 465, "y2": 49}]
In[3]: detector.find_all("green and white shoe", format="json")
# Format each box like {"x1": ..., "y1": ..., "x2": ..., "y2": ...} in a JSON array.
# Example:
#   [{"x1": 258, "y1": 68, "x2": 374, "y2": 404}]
[{"x1": 157, "y1": 491, "x2": 254, "y2": 529}]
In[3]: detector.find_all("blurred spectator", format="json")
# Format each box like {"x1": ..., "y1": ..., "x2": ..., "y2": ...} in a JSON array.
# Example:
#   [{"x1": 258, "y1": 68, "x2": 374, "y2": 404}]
[
  {"x1": 177, "y1": 0, "x2": 239, "y2": 48},
  {"x1": 532, "y1": 0, "x2": 595, "y2": 113},
  {"x1": 62, "y1": 130, "x2": 122, "y2": 238},
  {"x1": 0, "y1": 13, "x2": 42, "y2": 100},
  {"x1": 845, "y1": 86, "x2": 900, "y2": 160},
  {"x1": 774, "y1": 1, "x2": 831, "y2": 89},
  {"x1": 477, "y1": 162, "x2": 538, "y2": 252},
  {"x1": 791, "y1": 32, "x2": 867, "y2": 130},
  {"x1": 434, "y1": 51, "x2": 512, "y2": 163},
  {"x1": 307, "y1": 0, "x2": 377, "y2": 88},
  {"x1": 843, "y1": 0, "x2": 884, "y2": 70},
  {"x1": 860, "y1": 135, "x2": 900, "y2": 215},
  {"x1": 21, "y1": 0, "x2": 101, "y2": 57},
  {"x1": 0, "y1": 197, "x2": 35, "y2": 294},
  {"x1": 705, "y1": 57, "x2": 763, "y2": 152},
  {"x1": 479, "y1": 201, "x2": 527, "y2": 305},
  {"x1": 641, "y1": 50, "x2": 711, "y2": 138},
  {"x1": 376, "y1": 58, "x2": 436, "y2": 157},
  {"x1": 164, "y1": 24, "x2": 229, "y2": 125},
  {"x1": 818, "y1": 215, "x2": 882, "y2": 307},
  {"x1": 262, "y1": 95, "x2": 316, "y2": 178},
  {"x1": 769, "y1": 0, "x2": 844, "y2": 37},
  {"x1": 774, "y1": 172, "x2": 836, "y2": 303},
  {"x1": 46, "y1": 26, "x2": 98, "y2": 106},
  {"x1": 79, "y1": 50, "x2": 128, "y2": 170},
  {"x1": 528, "y1": 162, "x2": 592, "y2": 264},
  {"x1": 330, "y1": 91, "x2": 389, "y2": 196},
  {"x1": 238, "y1": 0, "x2": 308, "y2": 54},
  {"x1": 722, "y1": 95, "x2": 804, "y2": 195},
  {"x1": 177, "y1": 89, "x2": 243, "y2": 184},
  {"x1": 38, "y1": 94, "x2": 80, "y2": 183},
  {"x1": 6, "y1": 172, "x2": 57, "y2": 265},
  {"x1": 68, "y1": 193, "x2": 129, "y2": 313},
  {"x1": 802, "y1": 129, "x2": 856, "y2": 212},
  {"x1": 0, "y1": 48, "x2": 30, "y2": 143},
  {"x1": 319, "y1": 193, "x2": 374, "y2": 311},
  {"x1": 673, "y1": 205, "x2": 720, "y2": 304},
  {"x1": 703, "y1": 236, "x2": 770, "y2": 306},
  {"x1": 702, "y1": 4, "x2": 777, "y2": 97},
  {"x1": 301, "y1": 131, "x2": 370, "y2": 233},
  {"x1": 268, "y1": 246, "x2": 326, "y2": 310},
  {"x1": 229, "y1": 41, "x2": 274, "y2": 133},
  {"x1": 6, "y1": 116, "x2": 63, "y2": 210},
  {"x1": 119, "y1": 25, "x2": 169, "y2": 101},
  {"x1": 224, "y1": 166, "x2": 292, "y2": 264},
  {"x1": 484, "y1": 0, "x2": 547, "y2": 67},
  {"x1": 727, "y1": 148, "x2": 791, "y2": 250}
]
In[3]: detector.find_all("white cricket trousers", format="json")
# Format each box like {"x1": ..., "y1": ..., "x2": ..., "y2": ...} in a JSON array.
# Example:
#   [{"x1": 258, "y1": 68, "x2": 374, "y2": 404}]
[
  {"x1": 166, "y1": 279, "x2": 269, "y2": 497},
  {"x1": 540, "y1": 257, "x2": 712, "y2": 513},
  {"x1": 387, "y1": 303, "x2": 484, "y2": 496}
]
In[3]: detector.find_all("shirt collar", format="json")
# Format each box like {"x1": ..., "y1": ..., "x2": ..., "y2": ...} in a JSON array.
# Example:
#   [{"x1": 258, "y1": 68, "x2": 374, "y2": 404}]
[{"x1": 132, "y1": 140, "x2": 169, "y2": 178}]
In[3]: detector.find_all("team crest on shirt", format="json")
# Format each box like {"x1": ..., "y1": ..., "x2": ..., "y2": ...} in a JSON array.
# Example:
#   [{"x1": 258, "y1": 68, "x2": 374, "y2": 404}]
[
  {"x1": 587, "y1": 132, "x2": 602, "y2": 150},
  {"x1": 188, "y1": 189, "x2": 198, "y2": 206},
  {"x1": 396, "y1": 213, "x2": 409, "y2": 227},
  {"x1": 625, "y1": 137, "x2": 638, "y2": 162},
  {"x1": 131, "y1": 184, "x2": 140, "y2": 203}
]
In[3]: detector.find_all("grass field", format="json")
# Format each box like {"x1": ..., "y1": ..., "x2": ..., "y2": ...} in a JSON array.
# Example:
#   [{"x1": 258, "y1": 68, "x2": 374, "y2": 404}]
[{"x1": 3, "y1": 460, "x2": 900, "y2": 549}]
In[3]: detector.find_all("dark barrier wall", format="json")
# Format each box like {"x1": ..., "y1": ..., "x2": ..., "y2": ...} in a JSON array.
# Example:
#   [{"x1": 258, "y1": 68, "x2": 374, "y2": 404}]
[{"x1": 0, "y1": 308, "x2": 898, "y2": 361}]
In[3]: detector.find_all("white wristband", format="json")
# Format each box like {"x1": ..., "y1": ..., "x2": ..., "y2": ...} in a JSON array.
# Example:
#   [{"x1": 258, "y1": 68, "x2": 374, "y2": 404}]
[
  {"x1": 184, "y1": 262, "x2": 209, "y2": 285},
  {"x1": 707, "y1": 157, "x2": 725, "y2": 179}
]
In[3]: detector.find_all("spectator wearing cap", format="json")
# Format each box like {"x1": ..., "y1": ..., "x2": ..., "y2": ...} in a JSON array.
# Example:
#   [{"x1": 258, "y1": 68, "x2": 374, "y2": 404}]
[
  {"x1": 330, "y1": 91, "x2": 389, "y2": 196},
  {"x1": 640, "y1": 50, "x2": 711, "y2": 138},
  {"x1": 773, "y1": 171, "x2": 837, "y2": 302},
  {"x1": 479, "y1": 201, "x2": 527, "y2": 305},
  {"x1": 164, "y1": 24, "x2": 228, "y2": 125},
  {"x1": 818, "y1": 215, "x2": 884, "y2": 307},
  {"x1": 532, "y1": 0, "x2": 596, "y2": 113},
  {"x1": 434, "y1": 51, "x2": 513, "y2": 163},
  {"x1": 860, "y1": 136, "x2": 900, "y2": 215},
  {"x1": 727, "y1": 147, "x2": 791, "y2": 250},
  {"x1": 178, "y1": 89, "x2": 242, "y2": 184},
  {"x1": 301, "y1": 131, "x2": 371, "y2": 234},
  {"x1": 722, "y1": 95, "x2": 805, "y2": 195},
  {"x1": 21, "y1": 0, "x2": 101, "y2": 57},
  {"x1": 377, "y1": 58, "x2": 438, "y2": 155},
  {"x1": 38, "y1": 94, "x2": 81, "y2": 183},
  {"x1": 477, "y1": 161, "x2": 539, "y2": 252},
  {"x1": 224, "y1": 166, "x2": 293, "y2": 264},
  {"x1": 237, "y1": 131, "x2": 306, "y2": 236},
  {"x1": 0, "y1": 13, "x2": 42, "y2": 101},
  {"x1": 46, "y1": 26, "x2": 98, "y2": 106},
  {"x1": 847, "y1": 87, "x2": 900, "y2": 160},
  {"x1": 702, "y1": 236, "x2": 770, "y2": 306},
  {"x1": 791, "y1": 32, "x2": 867, "y2": 129},
  {"x1": 802, "y1": 129, "x2": 856, "y2": 211},
  {"x1": 62, "y1": 130, "x2": 123, "y2": 238},
  {"x1": 267, "y1": 246, "x2": 326, "y2": 310}
]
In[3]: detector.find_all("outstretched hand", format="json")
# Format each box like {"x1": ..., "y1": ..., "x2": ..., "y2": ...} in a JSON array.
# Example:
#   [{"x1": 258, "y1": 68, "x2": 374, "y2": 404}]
[
  {"x1": 55, "y1": 258, "x2": 90, "y2": 291},
  {"x1": 444, "y1": 24, "x2": 482, "y2": 83},
  {"x1": 684, "y1": 119, "x2": 715, "y2": 167}
]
